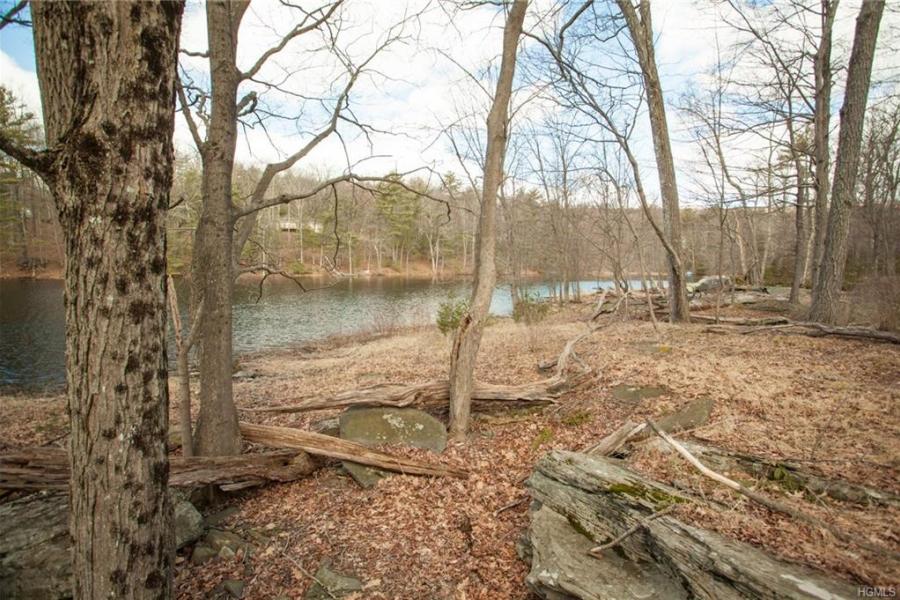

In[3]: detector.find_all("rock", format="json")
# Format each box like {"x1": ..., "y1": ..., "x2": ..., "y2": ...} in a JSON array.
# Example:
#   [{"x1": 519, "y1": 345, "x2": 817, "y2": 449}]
[
  {"x1": 525, "y1": 450, "x2": 857, "y2": 599},
  {"x1": 174, "y1": 499, "x2": 204, "y2": 549},
  {"x1": 690, "y1": 275, "x2": 733, "y2": 295},
  {"x1": 304, "y1": 563, "x2": 363, "y2": 600},
  {"x1": 204, "y1": 529, "x2": 250, "y2": 554},
  {"x1": 204, "y1": 506, "x2": 240, "y2": 528},
  {"x1": 310, "y1": 416, "x2": 340, "y2": 437},
  {"x1": 524, "y1": 505, "x2": 685, "y2": 599},
  {"x1": 610, "y1": 384, "x2": 667, "y2": 405},
  {"x1": 219, "y1": 579, "x2": 244, "y2": 598},
  {"x1": 191, "y1": 545, "x2": 217, "y2": 565},
  {"x1": 0, "y1": 494, "x2": 71, "y2": 599},
  {"x1": 218, "y1": 546, "x2": 236, "y2": 560},
  {"x1": 339, "y1": 407, "x2": 447, "y2": 488},
  {"x1": 653, "y1": 397, "x2": 714, "y2": 434}
]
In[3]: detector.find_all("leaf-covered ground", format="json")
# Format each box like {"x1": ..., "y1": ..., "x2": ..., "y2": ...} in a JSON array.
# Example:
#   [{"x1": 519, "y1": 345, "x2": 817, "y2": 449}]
[{"x1": 2, "y1": 300, "x2": 898, "y2": 598}]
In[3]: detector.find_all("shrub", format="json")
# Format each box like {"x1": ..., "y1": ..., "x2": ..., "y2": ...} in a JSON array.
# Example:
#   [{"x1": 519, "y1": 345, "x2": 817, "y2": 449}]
[
  {"x1": 512, "y1": 291, "x2": 549, "y2": 324},
  {"x1": 436, "y1": 296, "x2": 469, "y2": 335}
]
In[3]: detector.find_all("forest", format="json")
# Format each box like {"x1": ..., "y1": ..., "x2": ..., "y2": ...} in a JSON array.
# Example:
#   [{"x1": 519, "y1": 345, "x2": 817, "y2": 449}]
[{"x1": 0, "y1": 0, "x2": 898, "y2": 599}]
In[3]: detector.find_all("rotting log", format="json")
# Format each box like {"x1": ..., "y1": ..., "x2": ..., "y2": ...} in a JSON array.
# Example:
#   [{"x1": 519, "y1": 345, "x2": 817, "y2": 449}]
[
  {"x1": 0, "y1": 447, "x2": 317, "y2": 491},
  {"x1": 239, "y1": 422, "x2": 467, "y2": 479},
  {"x1": 640, "y1": 436, "x2": 900, "y2": 508},
  {"x1": 524, "y1": 450, "x2": 857, "y2": 599}
]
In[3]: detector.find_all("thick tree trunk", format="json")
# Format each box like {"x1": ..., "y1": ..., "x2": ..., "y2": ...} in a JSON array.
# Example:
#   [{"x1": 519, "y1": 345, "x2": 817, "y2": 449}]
[
  {"x1": 191, "y1": 0, "x2": 249, "y2": 456},
  {"x1": 810, "y1": 0, "x2": 885, "y2": 323},
  {"x1": 810, "y1": 0, "x2": 837, "y2": 285},
  {"x1": 617, "y1": 0, "x2": 690, "y2": 322},
  {"x1": 448, "y1": 0, "x2": 527, "y2": 441},
  {"x1": 28, "y1": 2, "x2": 183, "y2": 597}
]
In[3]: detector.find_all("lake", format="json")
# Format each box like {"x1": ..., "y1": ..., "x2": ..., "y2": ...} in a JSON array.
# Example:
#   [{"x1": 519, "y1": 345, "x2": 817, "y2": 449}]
[{"x1": 0, "y1": 276, "x2": 622, "y2": 391}]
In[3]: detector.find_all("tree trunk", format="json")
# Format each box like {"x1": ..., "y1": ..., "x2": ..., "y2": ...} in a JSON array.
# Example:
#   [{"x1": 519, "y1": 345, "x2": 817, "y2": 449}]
[
  {"x1": 448, "y1": 0, "x2": 527, "y2": 441},
  {"x1": 809, "y1": 0, "x2": 885, "y2": 323},
  {"x1": 789, "y1": 162, "x2": 809, "y2": 304},
  {"x1": 810, "y1": 0, "x2": 837, "y2": 286},
  {"x1": 191, "y1": 0, "x2": 249, "y2": 456},
  {"x1": 617, "y1": 0, "x2": 690, "y2": 322},
  {"x1": 27, "y1": 2, "x2": 183, "y2": 597}
]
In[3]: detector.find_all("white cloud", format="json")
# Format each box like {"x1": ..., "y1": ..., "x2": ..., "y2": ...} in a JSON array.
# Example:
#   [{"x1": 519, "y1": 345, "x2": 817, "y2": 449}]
[{"x1": 0, "y1": 50, "x2": 42, "y2": 119}]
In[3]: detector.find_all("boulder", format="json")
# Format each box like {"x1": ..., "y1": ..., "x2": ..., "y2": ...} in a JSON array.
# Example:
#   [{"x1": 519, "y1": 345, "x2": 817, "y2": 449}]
[
  {"x1": 524, "y1": 451, "x2": 857, "y2": 599},
  {"x1": 338, "y1": 407, "x2": 447, "y2": 488},
  {"x1": 690, "y1": 275, "x2": 733, "y2": 295},
  {"x1": 304, "y1": 563, "x2": 363, "y2": 600},
  {"x1": 174, "y1": 499, "x2": 204, "y2": 549}
]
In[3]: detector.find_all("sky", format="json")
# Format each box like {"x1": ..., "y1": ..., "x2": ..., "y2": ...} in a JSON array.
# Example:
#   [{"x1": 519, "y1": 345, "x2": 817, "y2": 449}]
[{"x1": 1, "y1": 0, "x2": 898, "y2": 204}]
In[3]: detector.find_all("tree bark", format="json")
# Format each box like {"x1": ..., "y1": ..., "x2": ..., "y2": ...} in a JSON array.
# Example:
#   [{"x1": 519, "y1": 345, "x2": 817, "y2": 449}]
[
  {"x1": 448, "y1": 0, "x2": 527, "y2": 441},
  {"x1": 27, "y1": 2, "x2": 183, "y2": 597},
  {"x1": 191, "y1": 0, "x2": 249, "y2": 456},
  {"x1": 617, "y1": 0, "x2": 690, "y2": 322},
  {"x1": 809, "y1": 0, "x2": 885, "y2": 323},
  {"x1": 810, "y1": 0, "x2": 837, "y2": 285}
]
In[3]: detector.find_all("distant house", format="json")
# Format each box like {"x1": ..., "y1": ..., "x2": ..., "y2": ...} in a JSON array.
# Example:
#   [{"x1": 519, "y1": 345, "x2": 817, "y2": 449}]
[{"x1": 279, "y1": 221, "x2": 298, "y2": 232}]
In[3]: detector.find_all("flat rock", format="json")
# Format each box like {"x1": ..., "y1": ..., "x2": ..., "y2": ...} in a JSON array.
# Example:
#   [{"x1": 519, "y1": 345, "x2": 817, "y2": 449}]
[
  {"x1": 611, "y1": 384, "x2": 667, "y2": 405},
  {"x1": 339, "y1": 407, "x2": 447, "y2": 488},
  {"x1": 204, "y1": 529, "x2": 249, "y2": 554},
  {"x1": 524, "y1": 505, "x2": 686, "y2": 600},
  {"x1": 191, "y1": 545, "x2": 217, "y2": 565},
  {"x1": 304, "y1": 563, "x2": 363, "y2": 600},
  {"x1": 654, "y1": 397, "x2": 714, "y2": 433}
]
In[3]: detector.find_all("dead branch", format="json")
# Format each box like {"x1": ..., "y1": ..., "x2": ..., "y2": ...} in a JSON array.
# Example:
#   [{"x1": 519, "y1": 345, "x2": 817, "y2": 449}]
[
  {"x1": 588, "y1": 504, "x2": 675, "y2": 557},
  {"x1": 646, "y1": 420, "x2": 900, "y2": 560}
]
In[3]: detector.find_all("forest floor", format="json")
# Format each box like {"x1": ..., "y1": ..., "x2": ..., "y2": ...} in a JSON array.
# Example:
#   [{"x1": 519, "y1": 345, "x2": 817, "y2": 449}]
[{"x1": 2, "y1": 297, "x2": 898, "y2": 599}]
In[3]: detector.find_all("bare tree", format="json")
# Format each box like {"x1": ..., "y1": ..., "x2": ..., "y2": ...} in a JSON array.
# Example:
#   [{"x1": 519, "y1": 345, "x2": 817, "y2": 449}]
[
  {"x1": 615, "y1": 0, "x2": 690, "y2": 321},
  {"x1": 0, "y1": 1, "x2": 183, "y2": 597},
  {"x1": 177, "y1": 1, "x2": 412, "y2": 455},
  {"x1": 448, "y1": 0, "x2": 528, "y2": 441},
  {"x1": 809, "y1": 0, "x2": 885, "y2": 323}
]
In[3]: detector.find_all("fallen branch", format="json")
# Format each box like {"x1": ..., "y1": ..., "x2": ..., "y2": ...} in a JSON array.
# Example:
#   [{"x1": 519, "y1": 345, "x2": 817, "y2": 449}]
[
  {"x1": 0, "y1": 448, "x2": 316, "y2": 491},
  {"x1": 702, "y1": 319, "x2": 900, "y2": 344},
  {"x1": 646, "y1": 420, "x2": 900, "y2": 560},
  {"x1": 239, "y1": 422, "x2": 467, "y2": 479},
  {"x1": 582, "y1": 420, "x2": 645, "y2": 456},
  {"x1": 588, "y1": 504, "x2": 675, "y2": 556}
]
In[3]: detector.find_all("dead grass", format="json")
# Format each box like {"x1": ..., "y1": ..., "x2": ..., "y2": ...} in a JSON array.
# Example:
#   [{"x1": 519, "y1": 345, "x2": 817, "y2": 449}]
[{"x1": 2, "y1": 298, "x2": 898, "y2": 597}]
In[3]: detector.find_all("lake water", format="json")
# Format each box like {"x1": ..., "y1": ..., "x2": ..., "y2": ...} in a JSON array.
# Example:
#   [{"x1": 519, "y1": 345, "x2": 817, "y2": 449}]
[{"x1": 0, "y1": 276, "x2": 622, "y2": 390}]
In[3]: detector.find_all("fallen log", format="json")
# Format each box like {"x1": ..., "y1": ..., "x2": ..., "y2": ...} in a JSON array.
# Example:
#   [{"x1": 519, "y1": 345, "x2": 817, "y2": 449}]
[
  {"x1": 0, "y1": 448, "x2": 317, "y2": 491},
  {"x1": 239, "y1": 375, "x2": 584, "y2": 415},
  {"x1": 640, "y1": 435, "x2": 900, "y2": 508},
  {"x1": 524, "y1": 450, "x2": 857, "y2": 599},
  {"x1": 704, "y1": 319, "x2": 900, "y2": 344},
  {"x1": 0, "y1": 494, "x2": 70, "y2": 599},
  {"x1": 239, "y1": 422, "x2": 467, "y2": 479}
]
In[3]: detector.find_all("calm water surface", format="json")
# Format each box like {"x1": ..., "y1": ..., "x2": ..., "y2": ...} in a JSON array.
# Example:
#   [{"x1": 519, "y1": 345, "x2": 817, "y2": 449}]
[{"x1": 0, "y1": 276, "x2": 620, "y2": 390}]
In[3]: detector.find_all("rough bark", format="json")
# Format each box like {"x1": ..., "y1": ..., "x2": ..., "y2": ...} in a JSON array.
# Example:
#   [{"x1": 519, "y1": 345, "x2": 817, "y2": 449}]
[
  {"x1": 191, "y1": 0, "x2": 249, "y2": 456},
  {"x1": 0, "y1": 447, "x2": 317, "y2": 491},
  {"x1": 617, "y1": 0, "x2": 690, "y2": 323},
  {"x1": 448, "y1": 0, "x2": 527, "y2": 441},
  {"x1": 810, "y1": 0, "x2": 837, "y2": 286},
  {"x1": 525, "y1": 451, "x2": 857, "y2": 599},
  {"x1": 0, "y1": 494, "x2": 71, "y2": 599},
  {"x1": 809, "y1": 0, "x2": 885, "y2": 323},
  {"x1": 18, "y1": 2, "x2": 184, "y2": 598}
]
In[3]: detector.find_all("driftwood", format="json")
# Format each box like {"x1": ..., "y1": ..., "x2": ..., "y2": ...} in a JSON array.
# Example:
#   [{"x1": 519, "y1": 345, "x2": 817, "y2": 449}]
[
  {"x1": 524, "y1": 450, "x2": 857, "y2": 599},
  {"x1": 0, "y1": 447, "x2": 317, "y2": 491},
  {"x1": 239, "y1": 422, "x2": 467, "y2": 479}
]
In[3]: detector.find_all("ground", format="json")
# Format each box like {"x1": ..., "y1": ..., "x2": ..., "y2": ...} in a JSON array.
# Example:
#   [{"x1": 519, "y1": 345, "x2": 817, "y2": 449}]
[{"x1": 1, "y1": 298, "x2": 898, "y2": 598}]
